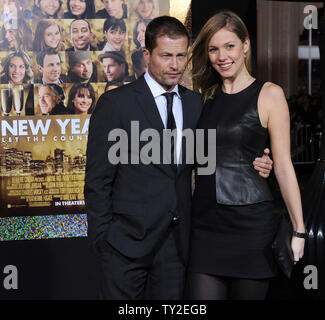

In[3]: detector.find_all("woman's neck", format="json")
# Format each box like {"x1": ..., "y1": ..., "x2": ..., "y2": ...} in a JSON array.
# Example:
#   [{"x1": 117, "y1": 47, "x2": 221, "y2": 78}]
[{"x1": 221, "y1": 68, "x2": 254, "y2": 94}]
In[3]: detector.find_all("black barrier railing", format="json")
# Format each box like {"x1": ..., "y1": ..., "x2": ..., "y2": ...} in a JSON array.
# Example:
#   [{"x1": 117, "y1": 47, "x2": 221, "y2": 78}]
[{"x1": 291, "y1": 124, "x2": 322, "y2": 164}]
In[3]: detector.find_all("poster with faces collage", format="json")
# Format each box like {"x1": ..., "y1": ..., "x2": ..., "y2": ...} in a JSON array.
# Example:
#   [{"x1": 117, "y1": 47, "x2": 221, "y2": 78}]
[
  {"x1": 0, "y1": 0, "x2": 169, "y2": 116},
  {"x1": 0, "y1": 1, "x2": 170, "y2": 221}
]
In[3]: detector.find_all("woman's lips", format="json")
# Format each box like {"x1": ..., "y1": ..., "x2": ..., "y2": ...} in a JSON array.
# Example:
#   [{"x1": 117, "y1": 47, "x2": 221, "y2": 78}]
[
  {"x1": 71, "y1": 7, "x2": 82, "y2": 13},
  {"x1": 12, "y1": 74, "x2": 22, "y2": 81},
  {"x1": 79, "y1": 103, "x2": 91, "y2": 109},
  {"x1": 218, "y1": 62, "x2": 233, "y2": 71}
]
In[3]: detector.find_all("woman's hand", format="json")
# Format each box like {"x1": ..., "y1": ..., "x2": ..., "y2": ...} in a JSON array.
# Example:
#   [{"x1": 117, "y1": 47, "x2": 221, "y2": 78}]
[{"x1": 291, "y1": 236, "x2": 305, "y2": 264}]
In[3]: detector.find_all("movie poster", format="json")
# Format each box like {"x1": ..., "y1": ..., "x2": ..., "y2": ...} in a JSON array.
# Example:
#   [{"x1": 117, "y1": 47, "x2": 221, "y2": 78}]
[{"x1": 0, "y1": 0, "x2": 173, "y2": 240}]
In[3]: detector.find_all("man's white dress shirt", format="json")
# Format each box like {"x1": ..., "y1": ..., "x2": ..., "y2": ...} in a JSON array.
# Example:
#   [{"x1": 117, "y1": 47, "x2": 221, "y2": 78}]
[{"x1": 144, "y1": 71, "x2": 183, "y2": 165}]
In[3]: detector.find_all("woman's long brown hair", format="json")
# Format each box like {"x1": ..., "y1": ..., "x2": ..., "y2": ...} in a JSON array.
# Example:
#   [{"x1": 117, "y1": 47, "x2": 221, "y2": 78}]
[{"x1": 188, "y1": 11, "x2": 252, "y2": 101}]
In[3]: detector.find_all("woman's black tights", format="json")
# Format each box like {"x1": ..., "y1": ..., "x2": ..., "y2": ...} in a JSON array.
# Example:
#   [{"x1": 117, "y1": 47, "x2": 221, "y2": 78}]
[{"x1": 188, "y1": 272, "x2": 270, "y2": 300}]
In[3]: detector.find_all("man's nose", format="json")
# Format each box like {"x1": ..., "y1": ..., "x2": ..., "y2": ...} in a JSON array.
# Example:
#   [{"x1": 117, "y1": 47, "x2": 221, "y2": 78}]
[{"x1": 169, "y1": 57, "x2": 178, "y2": 70}]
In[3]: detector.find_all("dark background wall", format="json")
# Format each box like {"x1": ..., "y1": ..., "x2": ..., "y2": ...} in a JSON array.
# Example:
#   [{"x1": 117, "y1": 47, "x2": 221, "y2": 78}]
[
  {"x1": 191, "y1": 0, "x2": 257, "y2": 75},
  {"x1": 0, "y1": 237, "x2": 99, "y2": 299}
]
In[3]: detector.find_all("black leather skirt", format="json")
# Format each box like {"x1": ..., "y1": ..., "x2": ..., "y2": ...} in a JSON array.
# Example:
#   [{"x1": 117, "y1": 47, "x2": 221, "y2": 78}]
[{"x1": 188, "y1": 201, "x2": 278, "y2": 279}]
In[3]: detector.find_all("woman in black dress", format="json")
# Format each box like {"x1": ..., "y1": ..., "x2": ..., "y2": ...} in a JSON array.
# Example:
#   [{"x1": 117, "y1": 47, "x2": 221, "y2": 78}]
[{"x1": 188, "y1": 11, "x2": 306, "y2": 300}]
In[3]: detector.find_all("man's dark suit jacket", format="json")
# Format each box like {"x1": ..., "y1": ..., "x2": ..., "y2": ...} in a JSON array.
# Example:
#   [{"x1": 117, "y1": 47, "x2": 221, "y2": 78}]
[{"x1": 84, "y1": 75, "x2": 202, "y2": 264}]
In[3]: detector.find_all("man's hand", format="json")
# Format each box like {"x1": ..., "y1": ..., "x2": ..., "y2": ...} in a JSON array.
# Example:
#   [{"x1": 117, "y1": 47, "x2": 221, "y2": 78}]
[{"x1": 253, "y1": 148, "x2": 273, "y2": 178}]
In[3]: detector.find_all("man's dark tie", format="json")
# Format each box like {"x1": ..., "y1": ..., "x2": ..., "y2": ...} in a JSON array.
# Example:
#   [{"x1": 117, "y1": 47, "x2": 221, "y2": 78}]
[{"x1": 162, "y1": 92, "x2": 177, "y2": 168}]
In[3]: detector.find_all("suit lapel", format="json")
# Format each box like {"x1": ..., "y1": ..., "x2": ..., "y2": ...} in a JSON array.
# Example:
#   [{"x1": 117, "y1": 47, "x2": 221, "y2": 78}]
[{"x1": 134, "y1": 76, "x2": 164, "y2": 131}]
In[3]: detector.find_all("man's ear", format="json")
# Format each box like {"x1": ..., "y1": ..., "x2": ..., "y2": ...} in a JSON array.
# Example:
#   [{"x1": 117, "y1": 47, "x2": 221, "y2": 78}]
[
  {"x1": 37, "y1": 64, "x2": 43, "y2": 74},
  {"x1": 142, "y1": 48, "x2": 150, "y2": 66},
  {"x1": 89, "y1": 32, "x2": 97, "y2": 46}
]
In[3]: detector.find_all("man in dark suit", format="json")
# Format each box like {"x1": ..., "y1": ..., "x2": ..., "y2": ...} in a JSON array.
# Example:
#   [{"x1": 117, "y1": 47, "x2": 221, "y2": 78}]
[{"x1": 84, "y1": 16, "x2": 272, "y2": 300}]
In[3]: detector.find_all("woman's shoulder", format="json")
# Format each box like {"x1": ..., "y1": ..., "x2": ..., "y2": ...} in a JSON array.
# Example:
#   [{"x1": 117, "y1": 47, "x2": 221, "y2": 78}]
[
  {"x1": 260, "y1": 81, "x2": 285, "y2": 98},
  {"x1": 259, "y1": 81, "x2": 287, "y2": 112}
]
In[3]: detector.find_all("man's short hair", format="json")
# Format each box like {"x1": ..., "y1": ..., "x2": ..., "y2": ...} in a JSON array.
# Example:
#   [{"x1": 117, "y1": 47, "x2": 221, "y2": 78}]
[
  {"x1": 70, "y1": 18, "x2": 92, "y2": 33},
  {"x1": 39, "y1": 83, "x2": 65, "y2": 101},
  {"x1": 36, "y1": 51, "x2": 61, "y2": 67},
  {"x1": 145, "y1": 16, "x2": 190, "y2": 53}
]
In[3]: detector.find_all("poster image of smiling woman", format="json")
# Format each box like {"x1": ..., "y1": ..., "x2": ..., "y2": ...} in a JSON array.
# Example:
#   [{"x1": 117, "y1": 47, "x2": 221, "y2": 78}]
[
  {"x1": 97, "y1": 18, "x2": 126, "y2": 52},
  {"x1": 130, "y1": 0, "x2": 159, "y2": 21},
  {"x1": 67, "y1": 82, "x2": 96, "y2": 115},
  {"x1": 33, "y1": 19, "x2": 65, "y2": 52},
  {"x1": 0, "y1": 19, "x2": 33, "y2": 51},
  {"x1": 132, "y1": 18, "x2": 151, "y2": 49},
  {"x1": 0, "y1": 51, "x2": 33, "y2": 85},
  {"x1": 63, "y1": 0, "x2": 95, "y2": 19}
]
